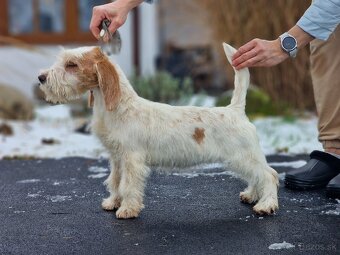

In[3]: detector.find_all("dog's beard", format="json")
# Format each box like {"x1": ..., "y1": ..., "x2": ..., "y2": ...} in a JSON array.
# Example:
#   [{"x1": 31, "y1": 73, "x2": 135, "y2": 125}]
[{"x1": 40, "y1": 69, "x2": 83, "y2": 103}]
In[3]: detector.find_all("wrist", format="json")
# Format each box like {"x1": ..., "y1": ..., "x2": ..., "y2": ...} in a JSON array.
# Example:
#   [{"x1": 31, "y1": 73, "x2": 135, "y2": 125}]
[
  {"x1": 124, "y1": 0, "x2": 144, "y2": 10},
  {"x1": 287, "y1": 25, "x2": 314, "y2": 49}
]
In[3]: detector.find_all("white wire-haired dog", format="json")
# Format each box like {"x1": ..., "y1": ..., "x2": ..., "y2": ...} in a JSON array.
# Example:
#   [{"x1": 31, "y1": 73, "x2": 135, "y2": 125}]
[{"x1": 39, "y1": 43, "x2": 279, "y2": 219}]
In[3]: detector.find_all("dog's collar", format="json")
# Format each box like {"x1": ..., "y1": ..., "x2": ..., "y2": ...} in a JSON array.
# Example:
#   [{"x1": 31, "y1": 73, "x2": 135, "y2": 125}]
[{"x1": 88, "y1": 90, "x2": 94, "y2": 108}]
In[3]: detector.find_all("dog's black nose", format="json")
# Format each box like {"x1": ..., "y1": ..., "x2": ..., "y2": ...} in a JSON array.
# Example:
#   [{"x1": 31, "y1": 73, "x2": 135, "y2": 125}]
[{"x1": 38, "y1": 74, "x2": 47, "y2": 84}]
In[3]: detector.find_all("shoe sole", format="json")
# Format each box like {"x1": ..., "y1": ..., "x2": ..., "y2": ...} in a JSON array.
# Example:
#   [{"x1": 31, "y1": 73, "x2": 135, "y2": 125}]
[{"x1": 284, "y1": 176, "x2": 329, "y2": 190}]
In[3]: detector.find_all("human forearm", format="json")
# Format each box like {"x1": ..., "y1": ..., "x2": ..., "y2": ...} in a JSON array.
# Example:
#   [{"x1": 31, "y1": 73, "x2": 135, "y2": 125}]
[
  {"x1": 287, "y1": 25, "x2": 314, "y2": 50},
  {"x1": 123, "y1": 0, "x2": 144, "y2": 11}
]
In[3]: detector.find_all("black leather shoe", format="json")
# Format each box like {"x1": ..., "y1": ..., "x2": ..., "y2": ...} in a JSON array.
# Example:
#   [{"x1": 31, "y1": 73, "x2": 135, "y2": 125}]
[
  {"x1": 326, "y1": 174, "x2": 340, "y2": 198},
  {"x1": 285, "y1": 150, "x2": 340, "y2": 190}
]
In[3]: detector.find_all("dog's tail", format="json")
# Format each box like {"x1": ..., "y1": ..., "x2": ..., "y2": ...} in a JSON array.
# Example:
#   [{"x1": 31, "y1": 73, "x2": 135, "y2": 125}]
[{"x1": 222, "y1": 43, "x2": 250, "y2": 111}]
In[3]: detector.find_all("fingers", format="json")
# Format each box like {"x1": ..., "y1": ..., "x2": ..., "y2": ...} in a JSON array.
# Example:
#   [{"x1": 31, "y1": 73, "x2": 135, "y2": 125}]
[
  {"x1": 90, "y1": 6, "x2": 105, "y2": 39},
  {"x1": 232, "y1": 40, "x2": 256, "y2": 61},
  {"x1": 234, "y1": 55, "x2": 263, "y2": 70},
  {"x1": 232, "y1": 39, "x2": 285, "y2": 69},
  {"x1": 90, "y1": 0, "x2": 131, "y2": 40},
  {"x1": 232, "y1": 39, "x2": 263, "y2": 69}
]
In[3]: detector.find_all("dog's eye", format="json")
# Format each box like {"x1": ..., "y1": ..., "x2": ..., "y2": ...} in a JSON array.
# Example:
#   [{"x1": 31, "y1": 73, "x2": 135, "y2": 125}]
[{"x1": 66, "y1": 62, "x2": 78, "y2": 68}]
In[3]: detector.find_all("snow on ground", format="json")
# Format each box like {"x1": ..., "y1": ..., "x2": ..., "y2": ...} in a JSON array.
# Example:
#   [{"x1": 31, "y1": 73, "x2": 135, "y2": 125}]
[
  {"x1": 253, "y1": 117, "x2": 322, "y2": 155},
  {"x1": 268, "y1": 241, "x2": 295, "y2": 250},
  {"x1": 0, "y1": 105, "x2": 322, "y2": 160},
  {"x1": 0, "y1": 105, "x2": 108, "y2": 159}
]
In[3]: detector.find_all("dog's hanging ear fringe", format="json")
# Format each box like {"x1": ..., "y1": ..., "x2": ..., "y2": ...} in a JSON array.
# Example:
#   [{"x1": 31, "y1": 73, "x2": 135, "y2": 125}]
[{"x1": 95, "y1": 58, "x2": 121, "y2": 111}]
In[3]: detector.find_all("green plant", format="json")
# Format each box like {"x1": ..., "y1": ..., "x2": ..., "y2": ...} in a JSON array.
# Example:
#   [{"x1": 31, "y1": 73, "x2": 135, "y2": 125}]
[
  {"x1": 130, "y1": 71, "x2": 193, "y2": 104},
  {"x1": 216, "y1": 85, "x2": 294, "y2": 117}
]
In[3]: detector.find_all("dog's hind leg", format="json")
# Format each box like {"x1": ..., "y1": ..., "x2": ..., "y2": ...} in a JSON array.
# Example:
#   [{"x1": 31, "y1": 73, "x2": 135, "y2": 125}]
[
  {"x1": 228, "y1": 153, "x2": 279, "y2": 215},
  {"x1": 116, "y1": 152, "x2": 150, "y2": 219},
  {"x1": 102, "y1": 158, "x2": 122, "y2": 211},
  {"x1": 252, "y1": 165, "x2": 279, "y2": 215}
]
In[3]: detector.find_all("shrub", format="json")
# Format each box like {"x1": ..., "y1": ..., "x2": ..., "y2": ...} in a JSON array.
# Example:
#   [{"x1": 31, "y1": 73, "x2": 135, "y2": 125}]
[{"x1": 130, "y1": 71, "x2": 193, "y2": 104}]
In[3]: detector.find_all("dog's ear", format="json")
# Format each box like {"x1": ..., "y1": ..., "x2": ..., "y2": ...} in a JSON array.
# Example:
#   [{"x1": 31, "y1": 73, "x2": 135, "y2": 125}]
[{"x1": 95, "y1": 58, "x2": 121, "y2": 111}]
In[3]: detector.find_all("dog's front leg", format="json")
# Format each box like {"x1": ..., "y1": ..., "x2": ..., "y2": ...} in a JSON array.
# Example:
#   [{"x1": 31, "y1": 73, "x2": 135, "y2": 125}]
[
  {"x1": 116, "y1": 152, "x2": 150, "y2": 219},
  {"x1": 102, "y1": 158, "x2": 122, "y2": 211}
]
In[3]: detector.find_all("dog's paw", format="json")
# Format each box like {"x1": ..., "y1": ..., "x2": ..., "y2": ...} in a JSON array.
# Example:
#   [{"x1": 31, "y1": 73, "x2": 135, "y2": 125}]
[
  {"x1": 116, "y1": 207, "x2": 140, "y2": 219},
  {"x1": 240, "y1": 189, "x2": 258, "y2": 204},
  {"x1": 253, "y1": 198, "x2": 278, "y2": 215},
  {"x1": 102, "y1": 197, "x2": 121, "y2": 211}
]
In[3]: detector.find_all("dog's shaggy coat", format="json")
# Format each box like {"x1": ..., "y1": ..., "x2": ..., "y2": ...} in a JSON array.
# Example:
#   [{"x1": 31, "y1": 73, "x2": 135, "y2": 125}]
[{"x1": 39, "y1": 43, "x2": 279, "y2": 219}]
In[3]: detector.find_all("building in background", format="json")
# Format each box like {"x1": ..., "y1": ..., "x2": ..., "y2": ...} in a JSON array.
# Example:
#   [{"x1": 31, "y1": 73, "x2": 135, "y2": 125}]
[{"x1": 0, "y1": 0, "x2": 158, "y2": 98}]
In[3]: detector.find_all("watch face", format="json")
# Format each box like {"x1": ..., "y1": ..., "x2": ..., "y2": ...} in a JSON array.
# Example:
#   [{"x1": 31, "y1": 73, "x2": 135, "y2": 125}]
[{"x1": 282, "y1": 36, "x2": 296, "y2": 50}]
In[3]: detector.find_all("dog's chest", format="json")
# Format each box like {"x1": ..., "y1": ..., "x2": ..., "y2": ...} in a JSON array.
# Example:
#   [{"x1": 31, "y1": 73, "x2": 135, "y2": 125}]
[{"x1": 91, "y1": 117, "x2": 121, "y2": 151}]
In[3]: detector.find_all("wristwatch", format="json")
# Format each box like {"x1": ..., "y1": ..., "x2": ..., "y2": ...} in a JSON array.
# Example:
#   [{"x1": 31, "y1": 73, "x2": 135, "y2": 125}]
[{"x1": 279, "y1": 32, "x2": 298, "y2": 58}]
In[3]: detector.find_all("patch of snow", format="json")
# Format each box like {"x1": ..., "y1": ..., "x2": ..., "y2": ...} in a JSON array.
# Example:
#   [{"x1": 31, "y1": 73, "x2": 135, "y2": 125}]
[
  {"x1": 268, "y1": 241, "x2": 295, "y2": 250},
  {"x1": 47, "y1": 195, "x2": 72, "y2": 203},
  {"x1": 88, "y1": 166, "x2": 109, "y2": 173},
  {"x1": 169, "y1": 163, "x2": 238, "y2": 178},
  {"x1": 88, "y1": 173, "x2": 108, "y2": 179},
  {"x1": 172, "y1": 170, "x2": 235, "y2": 179},
  {"x1": 27, "y1": 193, "x2": 40, "y2": 198},
  {"x1": 1, "y1": 105, "x2": 108, "y2": 159},
  {"x1": 253, "y1": 117, "x2": 322, "y2": 155},
  {"x1": 35, "y1": 105, "x2": 71, "y2": 121},
  {"x1": 321, "y1": 210, "x2": 340, "y2": 216},
  {"x1": 269, "y1": 160, "x2": 306, "y2": 168},
  {"x1": 17, "y1": 179, "x2": 41, "y2": 184},
  {"x1": 187, "y1": 94, "x2": 216, "y2": 107}
]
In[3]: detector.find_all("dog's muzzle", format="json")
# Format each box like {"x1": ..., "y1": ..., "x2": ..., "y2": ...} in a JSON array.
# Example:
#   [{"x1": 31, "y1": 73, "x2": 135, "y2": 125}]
[{"x1": 38, "y1": 74, "x2": 47, "y2": 84}]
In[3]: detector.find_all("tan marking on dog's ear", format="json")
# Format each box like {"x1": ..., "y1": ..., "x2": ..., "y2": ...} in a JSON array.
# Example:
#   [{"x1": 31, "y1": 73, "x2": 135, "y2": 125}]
[
  {"x1": 220, "y1": 114, "x2": 224, "y2": 119},
  {"x1": 192, "y1": 128, "x2": 205, "y2": 145},
  {"x1": 88, "y1": 47, "x2": 105, "y2": 60},
  {"x1": 95, "y1": 57, "x2": 121, "y2": 111}
]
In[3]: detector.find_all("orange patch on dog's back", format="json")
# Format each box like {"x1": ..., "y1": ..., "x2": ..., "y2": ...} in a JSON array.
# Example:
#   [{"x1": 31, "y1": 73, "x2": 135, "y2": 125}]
[{"x1": 192, "y1": 127, "x2": 205, "y2": 145}]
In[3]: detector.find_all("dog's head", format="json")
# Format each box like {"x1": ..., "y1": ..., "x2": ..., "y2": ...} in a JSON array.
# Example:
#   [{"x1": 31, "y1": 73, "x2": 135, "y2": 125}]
[{"x1": 38, "y1": 46, "x2": 120, "y2": 111}]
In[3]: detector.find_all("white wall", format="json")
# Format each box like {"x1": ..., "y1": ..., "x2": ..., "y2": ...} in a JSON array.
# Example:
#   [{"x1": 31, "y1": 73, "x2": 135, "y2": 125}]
[{"x1": 139, "y1": 2, "x2": 159, "y2": 76}]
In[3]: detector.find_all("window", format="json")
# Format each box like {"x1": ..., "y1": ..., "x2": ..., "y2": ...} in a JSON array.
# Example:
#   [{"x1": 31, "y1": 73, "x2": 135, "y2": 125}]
[{"x1": 0, "y1": 0, "x2": 109, "y2": 44}]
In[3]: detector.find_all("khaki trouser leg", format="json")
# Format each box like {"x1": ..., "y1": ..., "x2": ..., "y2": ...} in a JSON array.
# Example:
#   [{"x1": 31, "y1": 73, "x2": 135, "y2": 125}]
[{"x1": 310, "y1": 25, "x2": 340, "y2": 154}]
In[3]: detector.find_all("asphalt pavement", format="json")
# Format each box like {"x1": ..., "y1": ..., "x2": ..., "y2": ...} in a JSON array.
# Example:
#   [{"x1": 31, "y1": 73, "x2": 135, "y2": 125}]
[{"x1": 0, "y1": 155, "x2": 339, "y2": 255}]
